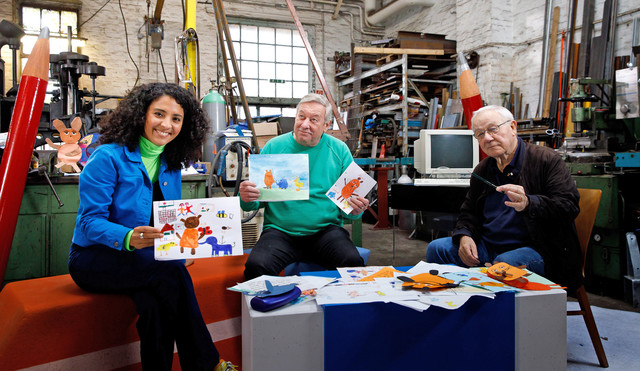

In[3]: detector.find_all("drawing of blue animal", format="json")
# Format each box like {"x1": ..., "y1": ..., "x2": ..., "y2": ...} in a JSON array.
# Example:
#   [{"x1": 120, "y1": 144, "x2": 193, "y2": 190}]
[
  {"x1": 199, "y1": 236, "x2": 234, "y2": 256},
  {"x1": 277, "y1": 178, "x2": 288, "y2": 189}
]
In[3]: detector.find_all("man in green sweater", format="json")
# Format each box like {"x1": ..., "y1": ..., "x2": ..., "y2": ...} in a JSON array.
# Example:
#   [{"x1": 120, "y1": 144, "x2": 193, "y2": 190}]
[{"x1": 239, "y1": 93, "x2": 369, "y2": 279}]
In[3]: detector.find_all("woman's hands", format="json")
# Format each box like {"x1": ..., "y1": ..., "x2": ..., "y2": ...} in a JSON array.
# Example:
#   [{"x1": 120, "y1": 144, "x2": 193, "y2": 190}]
[{"x1": 130, "y1": 226, "x2": 163, "y2": 250}]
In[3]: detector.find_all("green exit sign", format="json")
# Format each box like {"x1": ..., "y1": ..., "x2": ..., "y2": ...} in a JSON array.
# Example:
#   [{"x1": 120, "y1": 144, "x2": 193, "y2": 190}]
[{"x1": 269, "y1": 79, "x2": 285, "y2": 83}]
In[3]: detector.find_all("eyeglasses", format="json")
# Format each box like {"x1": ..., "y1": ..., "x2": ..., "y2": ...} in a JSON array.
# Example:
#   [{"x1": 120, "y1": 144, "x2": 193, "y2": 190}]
[{"x1": 473, "y1": 120, "x2": 511, "y2": 139}]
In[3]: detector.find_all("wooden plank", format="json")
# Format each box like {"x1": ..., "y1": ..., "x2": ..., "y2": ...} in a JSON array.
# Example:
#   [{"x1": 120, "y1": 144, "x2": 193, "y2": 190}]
[
  {"x1": 354, "y1": 47, "x2": 444, "y2": 56},
  {"x1": 542, "y1": 7, "x2": 560, "y2": 118}
]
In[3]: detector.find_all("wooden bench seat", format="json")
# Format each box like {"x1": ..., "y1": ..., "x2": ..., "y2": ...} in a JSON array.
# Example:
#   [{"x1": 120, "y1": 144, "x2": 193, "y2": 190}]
[{"x1": 0, "y1": 254, "x2": 247, "y2": 370}]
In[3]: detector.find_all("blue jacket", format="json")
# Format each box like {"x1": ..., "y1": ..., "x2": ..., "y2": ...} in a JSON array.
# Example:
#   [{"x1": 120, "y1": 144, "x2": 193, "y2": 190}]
[{"x1": 72, "y1": 143, "x2": 181, "y2": 250}]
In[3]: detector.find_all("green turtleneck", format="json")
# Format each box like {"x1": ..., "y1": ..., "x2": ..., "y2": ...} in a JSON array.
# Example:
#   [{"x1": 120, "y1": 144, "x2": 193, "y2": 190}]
[
  {"x1": 124, "y1": 137, "x2": 166, "y2": 251},
  {"x1": 139, "y1": 136, "x2": 165, "y2": 183}
]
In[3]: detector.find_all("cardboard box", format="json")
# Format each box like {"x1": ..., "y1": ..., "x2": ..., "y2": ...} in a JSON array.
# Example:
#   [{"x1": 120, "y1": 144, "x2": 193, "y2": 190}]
[{"x1": 253, "y1": 122, "x2": 280, "y2": 149}]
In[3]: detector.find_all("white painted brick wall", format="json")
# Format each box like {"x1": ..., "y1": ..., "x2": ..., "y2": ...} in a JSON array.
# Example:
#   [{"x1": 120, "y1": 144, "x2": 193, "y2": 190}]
[{"x1": 2, "y1": 0, "x2": 638, "y2": 117}]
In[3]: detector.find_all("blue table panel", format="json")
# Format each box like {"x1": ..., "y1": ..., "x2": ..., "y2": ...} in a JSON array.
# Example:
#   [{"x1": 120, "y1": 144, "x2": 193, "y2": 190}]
[{"x1": 323, "y1": 293, "x2": 515, "y2": 370}]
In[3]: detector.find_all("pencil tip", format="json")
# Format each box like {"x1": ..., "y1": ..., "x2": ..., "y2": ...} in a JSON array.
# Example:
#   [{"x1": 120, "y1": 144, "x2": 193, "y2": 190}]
[{"x1": 39, "y1": 27, "x2": 49, "y2": 39}]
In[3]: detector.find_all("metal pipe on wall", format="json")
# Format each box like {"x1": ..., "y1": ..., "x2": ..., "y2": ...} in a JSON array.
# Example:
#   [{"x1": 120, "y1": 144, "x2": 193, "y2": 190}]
[{"x1": 536, "y1": 0, "x2": 553, "y2": 118}]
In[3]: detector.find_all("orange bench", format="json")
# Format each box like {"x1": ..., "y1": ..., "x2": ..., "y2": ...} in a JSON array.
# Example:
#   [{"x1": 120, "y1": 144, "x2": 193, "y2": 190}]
[{"x1": 0, "y1": 254, "x2": 247, "y2": 370}]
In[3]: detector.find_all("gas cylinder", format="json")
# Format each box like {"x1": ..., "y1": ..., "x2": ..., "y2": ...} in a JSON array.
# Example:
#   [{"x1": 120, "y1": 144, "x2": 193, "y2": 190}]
[{"x1": 201, "y1": 89, "x2": 226, "y2": 164}]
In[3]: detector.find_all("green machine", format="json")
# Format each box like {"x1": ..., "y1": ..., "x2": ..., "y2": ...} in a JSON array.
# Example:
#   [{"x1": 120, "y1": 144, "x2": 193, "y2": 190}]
[{"x1": 563, "y1": 69, "x2": 640, "y2": 298}]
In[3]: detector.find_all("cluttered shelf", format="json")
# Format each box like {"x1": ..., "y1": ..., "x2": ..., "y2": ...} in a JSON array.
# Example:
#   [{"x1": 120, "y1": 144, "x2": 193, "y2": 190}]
[{"x1": 335, "y1": 32, "x2": 459, "y2": 160}]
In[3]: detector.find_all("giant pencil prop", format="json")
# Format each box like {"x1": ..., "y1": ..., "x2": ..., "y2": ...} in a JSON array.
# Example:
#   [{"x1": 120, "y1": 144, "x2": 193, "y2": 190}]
[
  {"x1": 457, "y1": 51, "x2": 487, "y2": 159},
  {"x1": 0, "y1": 28, "x2": 49, "y2": 281}
]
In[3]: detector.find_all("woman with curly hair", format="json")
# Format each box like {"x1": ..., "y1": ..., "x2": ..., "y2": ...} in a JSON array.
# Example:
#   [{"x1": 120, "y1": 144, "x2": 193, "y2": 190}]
[{"x1": 69, "y1": 83, "x2": 236, "y2": 371}]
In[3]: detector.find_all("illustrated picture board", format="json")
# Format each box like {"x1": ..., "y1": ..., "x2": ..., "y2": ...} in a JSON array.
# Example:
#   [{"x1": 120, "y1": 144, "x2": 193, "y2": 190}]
[
  {"x1": 248, "y1": 153, "x2": 309, "y2": 201},
  {"x1": 326, "y1": 162, "x2": 375, "y2": 214},
  {"x1": 153, "y1": 197, "x2": 243, "y2": 260}
]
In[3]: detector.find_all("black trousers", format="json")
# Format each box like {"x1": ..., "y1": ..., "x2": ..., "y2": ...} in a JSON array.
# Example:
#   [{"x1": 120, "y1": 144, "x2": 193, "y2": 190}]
[
  {"x1": 69, "y1": 244, "x2": 219, "y2": 371},
  {"x1": 244, "y1": 224, "x2": 364, "y2": 280}
]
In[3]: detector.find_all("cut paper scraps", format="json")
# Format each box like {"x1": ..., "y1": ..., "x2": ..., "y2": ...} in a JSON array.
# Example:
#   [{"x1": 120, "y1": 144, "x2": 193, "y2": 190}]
[
  {"x1": 153, "y1": 196, "x2": 243, "y2": 260},
  {"x1": 485, "y1": 262, "x2": 564, "y2": 291},
  {"x1": 326, "y1": 161, "x2": 375, "y2": 214},
  {"x1": 249, "y1": 153, "x2": 309, "y2": 201}
]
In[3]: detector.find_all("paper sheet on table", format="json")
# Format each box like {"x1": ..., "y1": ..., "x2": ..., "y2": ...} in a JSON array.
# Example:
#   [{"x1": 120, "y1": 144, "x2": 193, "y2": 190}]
[
  {"x1": 337, "y1": 266, "x2": 401, "y2": 282},
  {"x1": 442, "y1": 270, "x2": 520, "y2": 293},
  {"x1": 228, "y1": 275, "x2": 335, "y2": 295},
  {"x1": 315, "y1": 279, "x2": 419, "y2": 305},
  {"x1": 407, "y1": 261, "x2": 471, "y2": 274}
]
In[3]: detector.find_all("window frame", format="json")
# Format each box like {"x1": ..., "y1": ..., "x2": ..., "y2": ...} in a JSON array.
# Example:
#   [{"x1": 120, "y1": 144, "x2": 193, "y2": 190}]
[{"x1": 219, "y1": 17, "x2": 315, "y2": 120}]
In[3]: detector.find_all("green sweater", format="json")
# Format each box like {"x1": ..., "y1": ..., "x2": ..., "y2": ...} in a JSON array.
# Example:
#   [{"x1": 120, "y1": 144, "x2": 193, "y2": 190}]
[{"x1": 240, "y1": 132, "x2": 359, "y2": 236}]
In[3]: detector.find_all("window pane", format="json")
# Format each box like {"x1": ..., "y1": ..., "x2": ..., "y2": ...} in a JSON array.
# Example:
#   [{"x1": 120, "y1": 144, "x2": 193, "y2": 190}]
[
  {"x1": 293, "y1": 82, "x2": 309, "y2": 98},
  {"x1": 292, "y1": 64, "x2": 308, "y2": 81},
  {"x1": 260, "y1": 107, "x2": 281, "y2": 117},
  {"x1": 259, "y1": 27, "x2": 274, "y2": 44},
  {"x1": 292, "y1": 31, "x2": 304, "y2": 46},
  {"x1": 241, "y1": 60, "x2": 258, "y2": 78},
  {"x1": 282, "y1": 107, "x2": 297, "y2": 117},
  {"x1": 61, "y1": 11, "x2": 78, "y2": 35},
  {"x1": 275, "y1": 28, "x2": 291, "y2": 45},
  {"x1": 259, "y1": 80, "x2": 275, "y2": 98},
  {"x1": 259, "y1": 62, "x2": 275, "y2": 80},
  {"x1": 259, "y1": 44, "x2": 275, "y2": 62},
  {"x1": 22, "y1": 7, "x2": 41, "y2": 33},
  {"x1": 243, "y1": 79, "x2": 259, "y2": 97},
  {"x1": 241, "y1": 42, "x2": 258, "y2": 61},
  {"x1": 275, "y1": 46, "x2": 291, "y2": 63},
  {"x1": 42, "y1": 9, "x2": 60, "y2": 34},
  {"x1": 229, "y1": 24, "x2": 240, "y2": 40},
  {"x1": 242, "y1": 25, "x2": 258, "y2": 42},
  {"x1": 292, "y1": 47, "x2": 308, "y2": 64},
  {"x1": 237, "y1": 105, "x2": 257, "y2": 121},
  {"x1": 232, "y1": 42, "x2": 240, "y2": 57},
  {"x1": 276, "y1": 81, "x2": 292, "y2": 99},
  {"x1": 275, "y1": 64, "x2": 291, "y2": 80}
]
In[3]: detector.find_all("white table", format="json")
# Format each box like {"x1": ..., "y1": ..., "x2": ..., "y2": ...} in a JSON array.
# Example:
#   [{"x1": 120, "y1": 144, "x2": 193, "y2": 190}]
[{"x1": 242, "y1": 287, "x2": 566, "y2": 371}]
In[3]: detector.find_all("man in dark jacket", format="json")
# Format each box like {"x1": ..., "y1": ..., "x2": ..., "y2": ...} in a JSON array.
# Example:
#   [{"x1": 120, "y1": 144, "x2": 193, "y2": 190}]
[{"x1": 426, "y1": 105, "x2": 582, "y2": 290}]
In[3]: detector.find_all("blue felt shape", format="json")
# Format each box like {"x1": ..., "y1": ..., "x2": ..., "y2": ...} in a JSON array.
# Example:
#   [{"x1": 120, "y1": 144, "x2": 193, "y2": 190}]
[{"x1": 255, "y1": 280, "x2": 298, "y2": 298}]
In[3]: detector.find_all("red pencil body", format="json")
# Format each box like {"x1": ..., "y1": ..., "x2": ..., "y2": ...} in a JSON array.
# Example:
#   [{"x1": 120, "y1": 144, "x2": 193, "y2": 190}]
[{"x1": 0, "y1": 35, "x2": 49, "y2": 281}]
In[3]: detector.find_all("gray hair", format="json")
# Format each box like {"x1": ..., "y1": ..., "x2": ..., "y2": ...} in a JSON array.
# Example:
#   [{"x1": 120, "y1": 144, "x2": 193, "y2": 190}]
[
  {"x1": 471, "y1": 105, "x2": 514, "y2": 128},
  {"x1": 296, "y1": 93, "x2": 333, "y2": 124}
]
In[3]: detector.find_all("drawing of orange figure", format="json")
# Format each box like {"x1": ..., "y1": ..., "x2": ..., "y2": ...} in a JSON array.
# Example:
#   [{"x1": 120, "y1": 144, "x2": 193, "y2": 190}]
[
  {"x1": 264, "y1": 169, "x2": 275, "y2": 189},
  {"x1": 45, "y1": 117, "x2": 83, "y2": 172},
  {"x1": 337, "y1": 177, "x2": 362, "y2": 202},
  {"x1": 175, "y1": 215, "x2": 204, "y2": 255},
  {"x1": 294, "y1": 176, "x2": 303, "y2": 191}
]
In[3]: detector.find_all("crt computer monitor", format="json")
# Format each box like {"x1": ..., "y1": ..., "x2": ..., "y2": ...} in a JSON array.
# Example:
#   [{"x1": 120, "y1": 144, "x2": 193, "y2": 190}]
[{"x1": 413, "y1": 129, "x2": 479, "y2": 176}]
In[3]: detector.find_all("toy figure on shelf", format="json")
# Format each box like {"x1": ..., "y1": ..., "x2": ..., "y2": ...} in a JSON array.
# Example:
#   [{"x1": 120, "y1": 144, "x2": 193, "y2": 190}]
[{"x1": 46, "y1": 117, "x2": 83, "y2": 173}]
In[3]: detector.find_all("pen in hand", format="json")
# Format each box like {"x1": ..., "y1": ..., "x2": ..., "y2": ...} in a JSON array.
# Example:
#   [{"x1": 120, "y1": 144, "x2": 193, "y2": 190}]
[{"x1": 471, "y1": 172, "x2": 505, "y2": 193}]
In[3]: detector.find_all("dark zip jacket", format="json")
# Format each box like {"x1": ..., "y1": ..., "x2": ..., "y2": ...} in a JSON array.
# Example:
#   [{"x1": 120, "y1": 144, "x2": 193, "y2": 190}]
[{"x1": 453, "y1": 141, "x2": 582, "y2": 291}]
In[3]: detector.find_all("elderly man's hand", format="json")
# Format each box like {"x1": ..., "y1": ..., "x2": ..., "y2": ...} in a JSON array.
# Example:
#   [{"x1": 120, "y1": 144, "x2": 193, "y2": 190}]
[
  {"x1": 238, "y1": 181, "x2": 260, "y2": 202},
  {"x1": 496, "y1": 184, "x2": 529, "y2": 212},
  {"x1": 458, "y1": 235, "x2": 480, "y2": 267},
  {"x1": 347, "y1": 195, "x2": 369, "y2": 215}
]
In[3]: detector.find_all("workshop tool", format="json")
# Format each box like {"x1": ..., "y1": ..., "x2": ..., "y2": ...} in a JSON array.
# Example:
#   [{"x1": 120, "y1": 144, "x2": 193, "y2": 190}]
[{"x1": 0, "y1": 28, "x2": 49, "y2": 281}]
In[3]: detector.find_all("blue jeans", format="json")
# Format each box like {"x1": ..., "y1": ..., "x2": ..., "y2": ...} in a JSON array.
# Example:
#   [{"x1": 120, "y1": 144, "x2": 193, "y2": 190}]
[
  {"x1": 426, "y1": 237, "x2": 545, "y2": 276},
  {"x1": 244, "y1": 225, "x2": 364, "y2": 280}
]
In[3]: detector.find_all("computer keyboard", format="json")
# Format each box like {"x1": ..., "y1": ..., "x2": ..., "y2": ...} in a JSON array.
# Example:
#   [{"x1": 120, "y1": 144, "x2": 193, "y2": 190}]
[{"x1": 413, "y1": 178, "x2": 470, "y2": 187}]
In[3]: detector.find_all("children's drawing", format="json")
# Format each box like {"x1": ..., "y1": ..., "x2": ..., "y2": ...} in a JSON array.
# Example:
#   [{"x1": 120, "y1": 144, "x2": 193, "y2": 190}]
[
  {"x1": 326, "y1": 162, "x2": 375, "y2": 214},
  {"x1": 248, "y1": 154, "x2": 309, "y2": 201},
  {"x1": 153, "y1": 197, "x2": 243, "y2": 260}
]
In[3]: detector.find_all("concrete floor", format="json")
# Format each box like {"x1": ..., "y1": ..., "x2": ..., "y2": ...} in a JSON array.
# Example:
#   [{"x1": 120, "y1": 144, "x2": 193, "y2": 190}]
[{"x1": 345, "y1": 220, "x2": 640, "y2": 314}]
